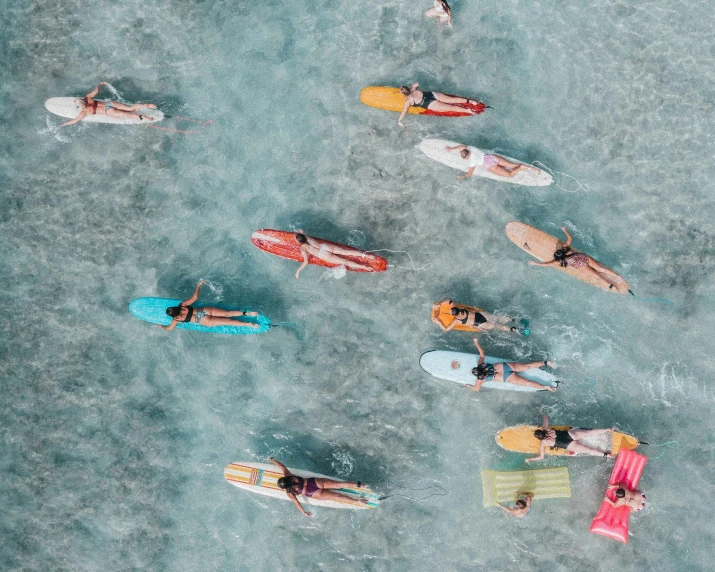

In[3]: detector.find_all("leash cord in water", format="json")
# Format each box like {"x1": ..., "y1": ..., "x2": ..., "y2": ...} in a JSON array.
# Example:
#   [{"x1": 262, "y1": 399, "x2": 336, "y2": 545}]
[
  {"x1": 377, "y1": 483, "x2": 448, "y2": 502},
  {"x1": 364, "y1": 248, "x2": 433, "y2": 271},
  {"x1": 271, "y1": 321, "x2": 309, "y2": 342},
  {"x1": 532, "y1": 161, "x2": 589, "y2": 194},
  {"x1": 145, "y1": 116, "x2": 214, "y2": 134},
  {"x1": 639, "y1": 440, "x2": 679, "y2": 460}
]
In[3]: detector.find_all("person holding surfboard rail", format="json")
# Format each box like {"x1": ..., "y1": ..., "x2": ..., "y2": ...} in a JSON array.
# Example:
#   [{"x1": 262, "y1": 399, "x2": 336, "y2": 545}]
[
  {"x1": 59, "y1": 82, "x2": 157, "y2": 127},
  {"x1": 269, "y1": 457, "x2": 369, "y2": 516},
  {"x1": 528, "y1": 226, "x2": 633, "y2": 294},
  {"x1": 161, "y1": 280, "x2": 260, "y2": 331},
  {"x1": 526, "y1": 413, "x2": 618, "y2": 462},
  {"x1": 294, "y1": 231, "x2": 373, "y2": 278},
  {"x1": 445, "y1": 145, "x2": 540, "y2": 180},
  {"x1": 465, "y1": 339, "x2": 558, "y2": 392},
  {"x1": 398, "y1": 83, "x2": 484, "y2": 127}
]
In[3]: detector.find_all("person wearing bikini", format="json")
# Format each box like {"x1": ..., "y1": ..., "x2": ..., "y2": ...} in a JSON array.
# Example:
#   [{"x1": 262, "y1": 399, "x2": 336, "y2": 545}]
[
  {"x1": 397, "y1": 83, "x2": 484, "y2": 127},
  {"x1": 59, "y1": 82, "x2": 157, "y2": 127},
  {"x1": 294, "y1": 231, "x2": 373, "y2": 278},
  {"x1": 445, "y1": 145, "x2": 540, "y2": 180}
]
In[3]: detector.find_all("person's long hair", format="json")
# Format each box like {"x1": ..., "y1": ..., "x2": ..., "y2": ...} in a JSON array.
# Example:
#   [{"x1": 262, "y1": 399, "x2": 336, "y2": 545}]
[
  {"x1": 533, "y1": 429, "x2": 549, "y2": 440},
  {"x1": 438, "y1": 0, "x2": 451, "y2": 16},
  {"x1": 553, "y1": 246, "x2": 573, "y2": 267}
]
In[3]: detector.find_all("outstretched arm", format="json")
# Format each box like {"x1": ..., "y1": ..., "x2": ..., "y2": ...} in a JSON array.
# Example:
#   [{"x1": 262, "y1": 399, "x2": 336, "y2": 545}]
[
  {"x1": 59, "y1": 109, "x2": 90, "y2": 127},
  {"x1": 526, "y1": 442, "x2": 546, "y2": 463},
  {"x1": 268, "y1": 457, "x2": 290, "y2": 476},
  {"x1": 457, "y1": 166, "x2": 475, "y2": 181},
  {"x1": 181, "y1": 280, "x2": 206, "y2": 306},
  {"x1": 295, "y1": 249, "x2": 310, "y2": 279},
  {"x1": 473, "y1": 338, "x2": 485, "y2": 364},
  {"x1": 398, "y1": 99, "x2": 410, "y2": 126},
  {"x1": 561, "y1": 226, "x2": 573, "y2": 247},
  {"x1": 496, "y1": 502, "x2": 520, "y2": 516},
  {"x1": 445, "y1": 145, "x2": 467, "y2": 152},
  {"x1": 288, "y1": 493, "x2": 312, "y2": 517},
  {"x1": 466, "y1": 378, "x2": 486, "y2": 392},
  {"x1": 160, "y1": 319, "x2": 178, "y2": 331},
  {"x1": 529, "y1": 259, "x2": 560, "y2": 267},
  {"x1": 85, "y1": 81, "x2": 108, "y2": 100}
]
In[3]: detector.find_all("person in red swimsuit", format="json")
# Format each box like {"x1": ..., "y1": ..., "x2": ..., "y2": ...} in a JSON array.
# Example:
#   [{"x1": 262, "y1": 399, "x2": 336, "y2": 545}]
[
  {"x1": 269, "y1": 457, "x2": 369, "y2": 517},
  {"x1": 60, "y1": 82, "x2": 157, "y2": 127}
]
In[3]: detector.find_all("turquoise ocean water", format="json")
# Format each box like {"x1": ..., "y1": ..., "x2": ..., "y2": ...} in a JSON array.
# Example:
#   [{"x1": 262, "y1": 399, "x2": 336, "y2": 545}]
[{"x1": 2, "y1": 0, "x2": 714, "y2": 569}]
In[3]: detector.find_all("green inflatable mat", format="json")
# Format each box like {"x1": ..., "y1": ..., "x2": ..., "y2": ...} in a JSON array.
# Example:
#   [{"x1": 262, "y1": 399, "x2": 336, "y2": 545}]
[{"x1": 481, "y1": 467, "x2": 571, "y2": 507}]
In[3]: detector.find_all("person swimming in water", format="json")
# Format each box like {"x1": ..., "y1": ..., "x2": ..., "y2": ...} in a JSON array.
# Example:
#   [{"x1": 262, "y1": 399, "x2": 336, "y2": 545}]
[
  {"x1": 294, "y1": 231, "x2": 373, "y2": 278},
  {"x1": 269, "y1": 457, "x2": 369, "y2": 516},
  {"x1": 528, "y1": 226, "x2": 632, "y2": 293},
  {"x1": 445, "y1": 145, "x2": 540, "y2": 180},
  {"x1": 398, "y1": 83, "x2": 483, "y2": 127},
  {"x1": 465, "y1": 339, "x2": 558, "y2": 392},
  {"x1": 496, "y1": 492, "x2": 533, "y2": 518},
  {"x1": 604, "y1": 483, "x2": 646, "y2": 511},
  {"x1": 424, "y1": 0, "x2": 452, "y2": 27},
  {"x1": 432, "y1": 299, "x2": 519, "y2": 333},
  {"x1": 161, "y1": 280, "x2": 260, "y2": 331},
  {"x1": 526, "y1": 413, "x2": 617, "y2": 462},
  {"x1": 59, "y1": 82, "x2": 157, "y2": 127}
]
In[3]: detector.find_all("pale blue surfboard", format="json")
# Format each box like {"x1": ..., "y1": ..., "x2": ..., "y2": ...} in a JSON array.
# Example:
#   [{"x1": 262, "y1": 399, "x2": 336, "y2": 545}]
[
  {"x1": 419, "y1": 350, "x2": 557, "y2": 392},
  {"x1": 128, "y1": 297, "x2": 270, "y2": 334}
]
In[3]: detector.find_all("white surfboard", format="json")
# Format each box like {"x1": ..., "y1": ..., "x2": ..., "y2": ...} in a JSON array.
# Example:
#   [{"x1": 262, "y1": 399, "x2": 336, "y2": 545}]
[
  {"x1": 44, "y1": 97, "x2": 164, "y2": 124},
  {"x1": 224, "y1": 462, "x2": 380, "y2": 510},
  {"x1": 419, "y1": 350, "x2": 558, "y2": 392},
  {"x1": 418, "y1": 139, "x2": 553, "y2": 186}
]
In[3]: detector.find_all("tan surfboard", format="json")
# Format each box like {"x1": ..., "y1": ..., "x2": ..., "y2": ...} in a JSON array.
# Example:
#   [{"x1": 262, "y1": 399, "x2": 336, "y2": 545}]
[
  {"x1": 505, "y1": 222, "x2": 630, "y2": 294},
  {"x1": 496, "y1": 425, "x2": 640, "y2": 456}
]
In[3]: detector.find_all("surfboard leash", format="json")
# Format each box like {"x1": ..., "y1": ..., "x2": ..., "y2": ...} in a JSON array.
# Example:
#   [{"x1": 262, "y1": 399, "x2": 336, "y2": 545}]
[
  {"x1": 365, "y1": 248, "x2": 433, "y2": 271},
  {"x1": 637, "y1": 440, "x2": 679, "y2": 460},
  {"x1": 271, "y1": 321, "x2": 309, "y2": 342},
  {"x1": 376, "y1": 483, "x2": 448, "y2": 502},
  {"x1": 145, "y1": 116, "x2": 214, "y2": 134}
]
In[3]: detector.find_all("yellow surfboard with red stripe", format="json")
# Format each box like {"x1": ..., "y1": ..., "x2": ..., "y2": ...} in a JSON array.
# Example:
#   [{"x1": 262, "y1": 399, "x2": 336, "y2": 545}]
[
  {"x1": 360, "y1": 86, "x2": 486, "y2": 116},
  {"x1": 496, "y1": 426, "x2": 640, "y2": 456}
]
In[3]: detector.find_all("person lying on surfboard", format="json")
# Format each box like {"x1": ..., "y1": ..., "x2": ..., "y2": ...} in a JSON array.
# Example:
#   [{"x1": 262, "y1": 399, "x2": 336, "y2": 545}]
[
  {"x1": 432, "y1": 299, "x2": 519, "y2": 333},
  {"x1": 604, "y1": 483, "x2": 646, "y2": 511},
  {"x1": 398, "y1": 83, "x2": 483, "y2": 127},
  {"x1": 424, "y1": 0, "x2": 452, "y2": 27},
  {"x1": 526, "y1": 413, "x2": 617, "y2": 462},
  {"x1": 59, "y1": 82, "x2": 157, "y2": 127},
  {"x1": 496, "y1": 492, "x2": 533, "y2": 518},
  {"x1": 527, "y1": 226, "x2": 632, "y2": 294},
  {"x1": 269, "y1": 457, "x2": 369, "y2": 516},
  {"x1": 294, "y1": 231, "x2": 373, "y2": 278},
  {"x1": 445, "y1": 145, "x2": 540, "y2": 180},
  {"x1": 161, "y1": 280, "x2": 260, "y2": 331},
  {"x1": 465, "y1": 339, "x2": 558, "y2": 392}
]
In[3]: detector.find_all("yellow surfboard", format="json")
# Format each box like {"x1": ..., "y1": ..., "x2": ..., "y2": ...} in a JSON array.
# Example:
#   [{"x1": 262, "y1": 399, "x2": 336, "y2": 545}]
[
  {"x1": 430, "y1": 300, "x2": 485, "y2": 332},
  {"x1": 496, "y1": 425, "x2": 640, "y2": 456},
  {"x1": 505, "y1": 221, "x2": 630, "y2": 294},
  {"x1": 360, "y1": 86, "x2": 486, "y2": 116},
  {"x1": 481, "y1": 467, "x2": 571, "y2": 507}
]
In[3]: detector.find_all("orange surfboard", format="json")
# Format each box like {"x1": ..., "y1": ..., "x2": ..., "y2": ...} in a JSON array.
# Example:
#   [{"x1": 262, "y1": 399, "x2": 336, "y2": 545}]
[
  {"x1": 251, "y1": 229, "x2": 388, "y2": 272},
  {"x1": 431, "y1": 300, "x2": 485, "y2": 332},
  {"x1": 496, "y1": 425, "x2": 640, "y2": 457},
  {"x1": 360, "y1": 86, "x2": 486, "y2": 117}
]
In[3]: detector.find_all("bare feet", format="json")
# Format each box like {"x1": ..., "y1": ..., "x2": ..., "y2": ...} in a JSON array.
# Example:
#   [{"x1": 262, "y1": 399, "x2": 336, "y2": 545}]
[{"x1": 139, "y1": 115, "x2": 155, "y2": 121}]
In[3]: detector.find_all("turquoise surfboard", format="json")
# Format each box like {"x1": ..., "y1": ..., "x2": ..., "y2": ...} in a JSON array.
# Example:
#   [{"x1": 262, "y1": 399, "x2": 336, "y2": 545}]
[{"x1": 128, "y1": 297, "x2": 271, "y2": 334}]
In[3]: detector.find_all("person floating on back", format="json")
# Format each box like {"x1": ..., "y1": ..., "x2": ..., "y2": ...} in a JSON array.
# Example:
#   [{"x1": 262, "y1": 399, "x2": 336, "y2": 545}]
[
  {"x1": 398, "y1": 83, "x2": 483, "y2": 127},
  {"x1": 59, "y1": 82, "x2": 157, "y2": 127},
  {"x1": 445, "y1": 145, "x2": 540, "y2": 180}
]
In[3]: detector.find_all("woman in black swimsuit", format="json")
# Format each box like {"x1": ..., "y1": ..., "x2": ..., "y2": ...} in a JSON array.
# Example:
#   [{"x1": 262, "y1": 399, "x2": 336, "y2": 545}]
[
  {"x1": 432, "y1": 299, "x2": 517, "y2": 333},
  {"x1": 397, "y1": 82, "x2": 483, "y2": 126},
  {"x1": 59, "y1": 82, "x2": 157, "y2": 127},
  {"x1": 161, "y1": 280, "x2": 260, "y2": 332},
  {"x1": 526, "y1": 413, "x2": 617, "y2": 462}
]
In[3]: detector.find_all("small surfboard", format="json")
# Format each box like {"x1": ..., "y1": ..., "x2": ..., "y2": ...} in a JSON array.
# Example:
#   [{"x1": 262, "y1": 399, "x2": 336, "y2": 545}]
[
  {"x1": 419, "y1": 350, "x2": 558, "y2": 392},
  {"x1": 419, "y1": 139, "x2": 553, "y2": 187},
  {"x1": 481, "y1": 467, "x2": 571, "y2": 507},
  {"x1": 251, "y1": 229, "x2": 388, "y2": 272},
  {"x1": 431, "y1": 300, "x2": 486, "y2": 333},
  {"x1": 45, "y1": 97, "x2": 164, "y2": 124},
  {"x1": 224, "y1": 462, "x2": 380, "y2": 510},
  {"x1": 505, "y1": 222, "x2": 630, "y2": 293},
  {"x1": 128, "y1": 297, "x2": 270, "y2": 334},
  {"x1": 360, "y1": 87, "x2": 486, "y2": 117},
  {"x1": 496, "y1": 426, "x2": 640, "y2": 456}
]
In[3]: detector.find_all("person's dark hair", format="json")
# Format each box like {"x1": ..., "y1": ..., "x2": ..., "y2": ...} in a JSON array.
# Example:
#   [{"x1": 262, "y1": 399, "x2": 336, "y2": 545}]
[
  {"x1": 277, "y1": 476, "x2": 300, "y2": 492},
  {"x1": 471, "y1": 364, "x2": 491, "y2": 380},
  {"x1": 460, "y1": 148, "x2": 470, "y2": 159},
  {"x1": 615, "y1": 488, "x2": 626, "y2": 498},
  {"x1": 295, "y1": 233, "x2": 307, "y2": 244},
  {"x1": 439, "y1": 0, "x2": 452, "y2": 15},
  {"x1": 553, "y1": 246, "x2": 572, "y2": 267},
  {"x1": 533, "y1": 429, "x2": 549, "y2": 440},
  {"x1": 400, "y1": 85, "x2": 412, "y2": 96},
  {"x1": 450, "y1": 307, "x2": 466, "y2": 316},
  {"x1": 515, "y1": 499, "x2": 527, "y2": 509},
  {"x1": 166, "y1": 306, "x2": 181, "y2": 318}
]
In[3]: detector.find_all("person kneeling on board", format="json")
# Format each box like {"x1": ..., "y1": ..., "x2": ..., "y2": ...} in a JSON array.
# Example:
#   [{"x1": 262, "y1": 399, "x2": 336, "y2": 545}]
[
  {"x1": 445, "y1": 145, "x2": 540, "y2": 180},
  {"x1": 526, "y1": 413, "x2": 617, "y2": 462},
  {"x1": 496, "y1": 492, "x2": 533, "y2": 518},
  {"x1": 269, "y1": 457, "x2": 369, "y2": 516},
  {"x1": 60, "y1": 82, "x2": 157, "y2": 127},
  {"x1": 465, "y1": 339, "x2": 557, "y2": 392},
  {"x1": 161, "y1": 280, "x2": 260, "y2": 331},
  {"x1": 605, "y1": 483, "x2": 646, "y2": 512},
  {"x1": 432, "y1": 299, "x2": 519, "y2": 333},
  {"x1": 294, "y1": 231, "x2": 373, "y2": 278}
]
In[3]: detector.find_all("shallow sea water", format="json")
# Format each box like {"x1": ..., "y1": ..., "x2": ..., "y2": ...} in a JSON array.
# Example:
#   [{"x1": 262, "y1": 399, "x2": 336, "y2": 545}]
[{"x1": 1, "y1": 0, "x2": 714, "y2": 570}]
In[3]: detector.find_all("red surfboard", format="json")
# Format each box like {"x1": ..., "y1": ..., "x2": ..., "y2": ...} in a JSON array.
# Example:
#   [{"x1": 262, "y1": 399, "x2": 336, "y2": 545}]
[{"x1": 251, "y1": 230, "x2": 388, "y2": 272}]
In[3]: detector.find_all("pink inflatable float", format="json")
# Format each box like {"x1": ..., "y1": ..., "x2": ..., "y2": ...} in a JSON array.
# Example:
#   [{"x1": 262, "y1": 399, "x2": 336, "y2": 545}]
[{"x1": 590, "y1": 449, "x2": 648, "y2": 543}]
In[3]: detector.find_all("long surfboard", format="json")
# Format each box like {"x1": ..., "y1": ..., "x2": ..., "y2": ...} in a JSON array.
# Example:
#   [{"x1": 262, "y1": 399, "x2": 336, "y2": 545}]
[
  {"x1": 360, "y1": 87, "x2": 486, "y2": 116},
  {"x1": 419, "y1": 350, "x2": 558, "y2": 392},
  {"x1": 251, "y1": 229, "x2": 388, "y2": 272},
  {"x1": 505, "y1": 222, "x2": 630, "y2": 293},
  {"x1": 224, "y1": 462, "x2": 380, "y2": 509},
  {"x1": 496, "y1": 426, "x2": 640, "y2": 456},
  {"x1": 128, "y1": 297, "x2": 270, "y2": 334},
  {"x1": 45, "y1": 97, "x2": 164, "y2": 124},
  {"x1": 419, "y1": 139, "x2": 553, "y2": 186}
]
